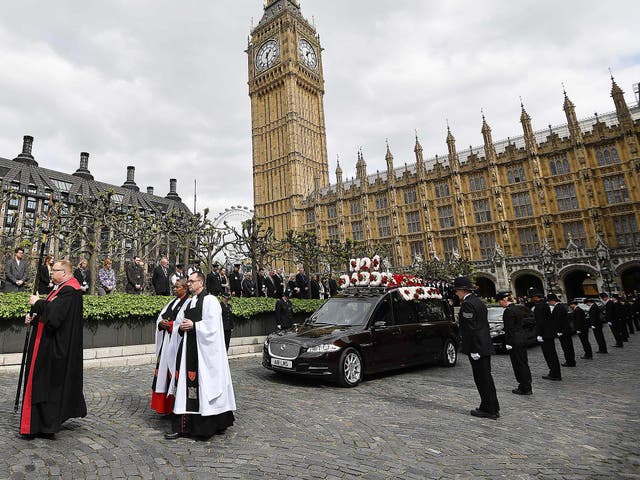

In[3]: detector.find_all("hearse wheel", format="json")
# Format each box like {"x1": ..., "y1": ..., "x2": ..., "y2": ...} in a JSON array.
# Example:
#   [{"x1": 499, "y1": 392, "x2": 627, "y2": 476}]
[
  {"x1": 441, "y1": 339, "x2": 457, "y2": 367},
  {"x1": 337, "y1": 347, "x2": 362, "y2": 387}
]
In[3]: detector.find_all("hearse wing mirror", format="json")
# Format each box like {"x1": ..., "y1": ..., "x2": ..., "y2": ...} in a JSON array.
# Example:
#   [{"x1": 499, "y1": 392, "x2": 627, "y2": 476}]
[{"x1": 372, "y1": 320, "x2": 387, "y2": 329}]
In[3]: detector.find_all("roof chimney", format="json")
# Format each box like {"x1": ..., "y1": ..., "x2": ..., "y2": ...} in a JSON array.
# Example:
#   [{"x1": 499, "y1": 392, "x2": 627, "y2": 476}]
[
  {"x1": 13, "y1": 135, "x2": 38, "y2": 166},
  {"x1": 165, "y1": 178, "x2": 181, "y2": 201},
  {"x1": 146, "y1": 186, "x2": 154, "y2": 195},
  {"x1": 122, "y1": 165, "x2": 139, "y2": 191},
  {"x1": 72, "y1": 152, "x2": 94, "y2": 180}
]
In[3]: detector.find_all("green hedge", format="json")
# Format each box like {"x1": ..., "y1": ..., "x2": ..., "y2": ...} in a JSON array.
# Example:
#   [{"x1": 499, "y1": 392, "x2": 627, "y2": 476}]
[{"x1": 0, "y1": 293, "x2": 326, "y2": 323}]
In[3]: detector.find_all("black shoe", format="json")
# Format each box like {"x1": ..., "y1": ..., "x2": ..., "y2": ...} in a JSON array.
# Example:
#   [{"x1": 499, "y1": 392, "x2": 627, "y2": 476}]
[
  {"x1": 580, "y1": 355, "x2": 593, "y2": 359},
  {"x1": 19, "y1": 433, "x2": 35, "y2": 440},
  {"x1": 512, "y1": 388, "x2": 533, "y2": 395},
  {"x1": 614, "y1": 344, "x2": 623, "y2": 348},
  {"x1": 596, "y1": 350, "x2": 608, "y2": 354},
  {"x1": 39, "y1": 432, "x2": 56, "y2": 440},
  {"x1": 561, "y1": 363, "x2": 576, "y2": 367},
  {"x1": 470, "y1": 408, "x2": 499, "y2": 420},
  {"x1": 164, "y1": 432, "x2": 181, "y2": 440},
  {"x1": 542, "y1": 375, "x2": 562, "y2": 381}
]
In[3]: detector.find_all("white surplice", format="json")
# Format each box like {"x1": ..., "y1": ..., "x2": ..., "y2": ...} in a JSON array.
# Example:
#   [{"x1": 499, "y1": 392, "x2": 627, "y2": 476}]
[
  {"x1": 167, "y1": 294, "x2": 236, "y2": 416},
  {"x1": 153, "y1": 297, "x2": 188, "y2": 395}
]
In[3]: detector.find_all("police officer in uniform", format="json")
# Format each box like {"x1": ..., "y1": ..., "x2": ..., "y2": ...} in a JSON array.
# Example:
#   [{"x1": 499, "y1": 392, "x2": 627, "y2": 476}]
[
  {"x1": 220, "y1": 293, "x2": 234, "y2": 351},
  {"x1": 547, "y1": 294, "x2": 576, "y2": 367},
  {"x1": 275, "y1": 289, "x2": 294, "y2": 330},
  {"x1": 454, "y1": 276, "x2": 500, "y2": 420},
  {"x1": 530, "y1": 288, "x2": 562, "y2": 381},
  {"x1": 497, "y1": 291, "x2": 532, "y2": 395},
  {"x1": 568, "y1": 299, "x2": 592, "y2": 359}
]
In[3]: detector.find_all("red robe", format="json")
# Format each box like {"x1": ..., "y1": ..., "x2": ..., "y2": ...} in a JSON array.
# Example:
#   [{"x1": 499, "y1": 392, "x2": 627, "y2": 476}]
[{"x1": 20, "y1": 277, "x2": 87, "y2": 435}]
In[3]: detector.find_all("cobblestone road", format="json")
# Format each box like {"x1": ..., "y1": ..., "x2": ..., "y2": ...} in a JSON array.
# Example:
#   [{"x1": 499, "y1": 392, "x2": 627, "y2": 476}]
[{"x1": 1, "y1": 329, "x2": 639, "y2": 479}]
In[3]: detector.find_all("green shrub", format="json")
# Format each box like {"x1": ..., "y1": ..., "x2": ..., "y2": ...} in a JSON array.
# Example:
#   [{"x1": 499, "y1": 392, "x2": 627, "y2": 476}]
[{"x1": 0, "y1": 293, "x2": 326, "y2": 323}]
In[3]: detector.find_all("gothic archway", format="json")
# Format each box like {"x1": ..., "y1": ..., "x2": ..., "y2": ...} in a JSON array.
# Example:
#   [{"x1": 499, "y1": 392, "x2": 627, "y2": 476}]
[
  {"x1": 562, "y1": 270, "x2": 597, "y2": 300},
  {"x1": 619, "y1": 264, "x2": 640, "y2": 294},
  {"x1": 475, "y1": 276, "x2": 496, "y2": 300},
  {"x1": 513, "y1": 272, "x2": 544, "y2": 299}
]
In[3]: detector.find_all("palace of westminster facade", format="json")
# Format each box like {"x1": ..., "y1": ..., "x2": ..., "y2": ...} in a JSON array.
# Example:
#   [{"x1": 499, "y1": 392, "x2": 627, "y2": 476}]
[{"x1": 249, "y1": 0, "x2": 640, "y2": 298}]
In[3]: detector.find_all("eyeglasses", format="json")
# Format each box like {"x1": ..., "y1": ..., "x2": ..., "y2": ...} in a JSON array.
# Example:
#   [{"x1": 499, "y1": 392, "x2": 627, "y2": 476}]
[
  {"x1": 52, "y1": 268, "x2": 66, "y2": 272},
  {"x1": 187, "y1": 279, "x2": 202, "y2": 284}
]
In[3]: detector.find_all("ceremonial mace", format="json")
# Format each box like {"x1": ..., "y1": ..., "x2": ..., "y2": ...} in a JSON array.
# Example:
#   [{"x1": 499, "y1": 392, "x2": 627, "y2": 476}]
[{"x1": 14, "y1": 194, "x2": 54, "y2": 413}]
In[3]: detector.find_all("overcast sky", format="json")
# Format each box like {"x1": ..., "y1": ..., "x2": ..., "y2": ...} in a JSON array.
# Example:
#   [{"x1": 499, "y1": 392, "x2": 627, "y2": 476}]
[{"x1": 1, "y1": 0, "x2": 639, "y2": 217}]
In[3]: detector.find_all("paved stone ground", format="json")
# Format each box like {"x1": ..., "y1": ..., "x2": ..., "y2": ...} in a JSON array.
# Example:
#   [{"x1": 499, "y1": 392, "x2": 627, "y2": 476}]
[{"x1": 1, "y1": 329, "x2": 639, "y2": 479}]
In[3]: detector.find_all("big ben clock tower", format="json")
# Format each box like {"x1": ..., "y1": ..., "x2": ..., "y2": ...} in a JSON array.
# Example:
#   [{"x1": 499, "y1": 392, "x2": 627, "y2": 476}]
[{"x1": 248, "y1": 0, "x2": 330, "y2": 239}]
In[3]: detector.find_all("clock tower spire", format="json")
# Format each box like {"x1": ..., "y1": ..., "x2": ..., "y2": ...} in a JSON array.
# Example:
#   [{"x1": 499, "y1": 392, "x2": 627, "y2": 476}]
[{"x1": 248, "y1": 0, "x2": 329, "y2": 239}]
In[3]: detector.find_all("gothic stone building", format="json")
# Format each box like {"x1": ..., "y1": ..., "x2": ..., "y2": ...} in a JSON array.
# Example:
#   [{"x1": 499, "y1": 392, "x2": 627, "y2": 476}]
[{"x1": 249, "y1": 0, "x2": 640, "y2": 299}]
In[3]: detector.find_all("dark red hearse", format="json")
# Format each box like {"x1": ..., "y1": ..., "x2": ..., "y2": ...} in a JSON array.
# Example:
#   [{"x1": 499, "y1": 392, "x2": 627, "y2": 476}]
[{"x1": 263, "y1": 285, "x2": 459, "y2": 387}]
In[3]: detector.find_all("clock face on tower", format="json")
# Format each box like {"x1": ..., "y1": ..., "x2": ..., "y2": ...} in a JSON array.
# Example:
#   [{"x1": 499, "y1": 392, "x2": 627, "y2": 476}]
[
  {"x1": 298, "y1": 38, "x2": 317, "y2": 70},
  {"x1": 255, "y1": 39, "x2": 280, "y2": 72}
]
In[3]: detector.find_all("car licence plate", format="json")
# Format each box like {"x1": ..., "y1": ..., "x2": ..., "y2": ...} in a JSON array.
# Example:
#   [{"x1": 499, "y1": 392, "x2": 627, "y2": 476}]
[{"x1": 271, "y1": 358, "x2": 292, "y2": 369}]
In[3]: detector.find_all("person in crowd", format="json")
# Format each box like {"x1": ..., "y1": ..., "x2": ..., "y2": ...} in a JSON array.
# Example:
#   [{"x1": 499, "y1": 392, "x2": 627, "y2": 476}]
[
  {"x1": 497, "y1": 291, "x2": 532, "y2": 395},
  {"x1": 295, "y1": 267, "x2": 309, "y2": 299},
  {"x1": 229, "y1": 265, "x2": 242, "y2": 297},
  {"x1": 220, "y1": 293, "x2": 234, "y2": 351},
  {"x1": 530, "y1": 288, "x2": 562, "y2": 381},
  {"x1": 275, "y1": 289, "x2": 294, "y2": 330},
  {"x1": 187, "y1": 259, "x2": 202, "y2": 277},
  {"x1": 20, "y1": 259, "x2": 87, "y2": 438},
  {"x1": 125, "y1": 256, "x2": 144, "y2": 294},
  {"x1": 287, "y1": 273, "x2": 299, "y2": 299},
  {"x1": 36, "y1": 255, "x2": 54, "y2": 294},
  {"x1": 328, "y1": 273, "x2": 338, "y2": 297},
  {"x1": 256, "y1": 268, "x2": 266, "y2": 297},
  {"x1": 612, "y1": 294, "x2": 629, "y2": 342},
  {"x1": 73, "y1": 258, "x2": 91, "y2": 295},
  {"x1": 321, "y1": 277, "x2": 330, "y2": 299},
  {"x1": 170, "y1": 264, "x2": 185, "y2": 287},
  {"x1": 454, "y1": 276, "x2": 499, "y2": 420},
  {"x1": 586, "y1": 297, "x2": 607, "y2": 353},
  {"x1": 264, "y1": 269, "x2": 277, "y2": 298},
  {"x1": 547, "y1": 294, "x2": 576, "y2": 367},
  {"x1": 620, "y1": 297, "x2": 634, "y2": 336},
  {"x1": 273, "y1": 268, "x2": 284, "y2": 297},
  {"x1": 241, "y1": 272, "x2": 256, "y2": 298},
  {"x1": 600, "y1": 293, "x2": 623, "y2": 348},
  {"x1": 310, "y1": 274, "x2": 321, "y2": 299},
  {"x1": 4, "y1": 246, "x2": 28, "y2": 292},
  {"x1": 151, "y1": 279, "x2": 189, "y2": 415},
  {"x1": 206, "y1": 262, "x2": 222, "y2": 296},
  {"x1": 97, "y1": 258, "x2": 116, "y2": 296},
  {"x1": 219, "y1": 267, "x2": 229, "y2": 294},
  {"x1": 165, "y1": 271, "x2": 236, "y2": 440},
  {"x1": 568, "y1": 299, "x2": 592, "y2": 359},
  {"x1": 151, "y1": 257, "x2": 171, "y2": 296},
  {"x1": 633, "y1": 295, "x2": 640, "y2": 331}
]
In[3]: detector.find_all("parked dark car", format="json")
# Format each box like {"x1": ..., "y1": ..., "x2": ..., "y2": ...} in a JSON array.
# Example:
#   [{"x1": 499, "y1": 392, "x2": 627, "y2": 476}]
[
  {"x1": 488, "y1": 305, "x2": 538, "y2": 353},
  {"x1": 262, "y1": 287, "x2": 460, "y2": 387}
]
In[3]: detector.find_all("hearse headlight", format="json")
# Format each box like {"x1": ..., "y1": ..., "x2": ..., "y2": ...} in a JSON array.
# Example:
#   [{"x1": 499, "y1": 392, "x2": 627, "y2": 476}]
[{"x1": 307, "y1": 344, "x2": 341, "y2": 353}]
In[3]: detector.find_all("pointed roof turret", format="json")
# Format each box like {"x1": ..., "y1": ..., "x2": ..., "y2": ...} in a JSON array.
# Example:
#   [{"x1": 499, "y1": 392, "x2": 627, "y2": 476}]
[
  {"x1": 562, "y1": 84, "x2": 583, "y2": 143},
  {"x1": 519, "y1": 98, "x2": 537, "y2": 153},
  {"x1": 446, "y1": 123, "x2": 459, "y2": 172},
  {"x1": 481, "y1": 112, "x2": 497, "y2": 162},
  {"x1": 610, "y1": 71, "x2": 633, "y2": 131},
  {"x1": 413, "y1": 132, "x2": 425, "y2": 173},
  {"x1": 356, "y1": 147, "x2": 367, "y2": 181}
]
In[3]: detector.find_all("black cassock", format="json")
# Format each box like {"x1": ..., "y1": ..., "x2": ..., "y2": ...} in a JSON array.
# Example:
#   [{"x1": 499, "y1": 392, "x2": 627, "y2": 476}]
[{"x1": 20, "y1": 277, "x2": 87, "y2": 435}]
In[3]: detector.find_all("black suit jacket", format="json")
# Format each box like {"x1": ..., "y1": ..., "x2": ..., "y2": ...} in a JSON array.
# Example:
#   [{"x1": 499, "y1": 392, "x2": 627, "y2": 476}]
[
  {"x1": 151, "y1": 265, "x2": 170, "y2": 295},
  {"x1": 458, "y1": 294, "x2": 493, "y2": 356},
  {"x1": 533, "y1": 300, "x2": 555, "y2": 339},
  {"x1": 551, "y1": 302, "x2": 572, "y2": 334},
  {"x1": 206, "y1": 271, "x2": 222, "y2": 295},
  {"x1": 572, "y1": 306, "x2": 589, "y2": 332},
  {"x1": 502, "y1": 303, "x2": 530, "y2": 347},
  {"x1": 589, "y1": 303, "x2": 603, "y2": 326}
]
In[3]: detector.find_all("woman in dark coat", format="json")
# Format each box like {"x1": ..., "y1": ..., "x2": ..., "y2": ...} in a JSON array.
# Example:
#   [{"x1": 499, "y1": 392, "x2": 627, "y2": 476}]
[{"x1": 36, "y1": 255, "x2": 54, "y2": 294}]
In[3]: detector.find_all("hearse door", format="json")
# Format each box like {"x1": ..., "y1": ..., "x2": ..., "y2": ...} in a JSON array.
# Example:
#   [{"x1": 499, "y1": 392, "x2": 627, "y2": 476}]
[
  {"x1": 415, "y1": 300, "x2": 448, "y2": 362},
  {"x1": 368, "y1": 296, "x2": 405, "y2": 370}
]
